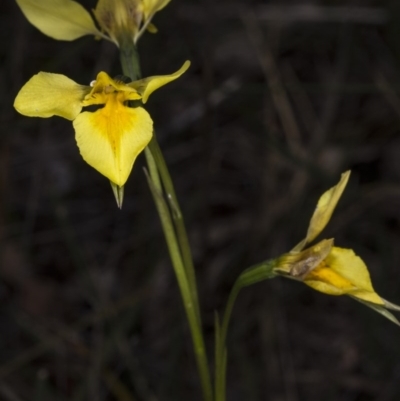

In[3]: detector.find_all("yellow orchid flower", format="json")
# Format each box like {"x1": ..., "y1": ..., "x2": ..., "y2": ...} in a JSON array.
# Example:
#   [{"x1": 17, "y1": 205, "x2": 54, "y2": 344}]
[
  {"x1": 274, "y1": 171, "x2": 400, "y2": 325},
  {"x1": 15, "y1": 0, "x2": 171, "y2": 45},
  {"x1": 14, "y1": 61, "x2": 190, "y2": 190}
]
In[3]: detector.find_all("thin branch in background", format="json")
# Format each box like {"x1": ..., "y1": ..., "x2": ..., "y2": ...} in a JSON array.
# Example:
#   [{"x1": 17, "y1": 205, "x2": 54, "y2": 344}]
[
  {"x1": 242, "y1": 10, "x2": 304, "y2": 156},
  {"x1": 116, "y1": 339, "x2": 160, "y2": 401},
  {"x1": 159, "y1": 76, "x2": 242, "y2": 139},
  {"x1": 374, "y1": 70, "x2": 400, "y2": 119},
  {"x1": 0, "y1": 382, "x2": 25, "y2": 401},
  {"x1": 311, "y1": 26, "x2": 351, "y2": 152},
  {"x1": 242, "y1": 10, "x2": 311, "y2": 227},
  {"x1": 0, "y1": 288, "x2": 150, "y2": 379},
  {"x1": 330, "y1": 183, "x2": 400, "y2": 237},
  {"x1": 6, "y1": 311, "x2": 139, "y2": 401},
  {"x1": 282, "y1": 62, "x2": 320, "y2": 137},
  {"x1": 294, "y1": 371, "x2": 381, "y2": 392},
  {"x1": 179, "y1": 5, "x2": 388, "y2": 25}
]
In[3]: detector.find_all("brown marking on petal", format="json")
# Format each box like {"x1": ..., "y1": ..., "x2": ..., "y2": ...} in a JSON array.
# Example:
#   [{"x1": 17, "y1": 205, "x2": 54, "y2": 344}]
[
  {"x1": 290, "y1": 254, "x2": 326, "y2": 278},
  {"x1": 288, "y1": 240, "x2": 333, "y2": 279}
]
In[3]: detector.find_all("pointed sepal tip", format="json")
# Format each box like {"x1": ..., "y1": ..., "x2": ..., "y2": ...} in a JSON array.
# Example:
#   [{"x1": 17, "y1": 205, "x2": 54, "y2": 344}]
[{"x1": 110, "y1": 182, "x2": 124, "y2": 209}]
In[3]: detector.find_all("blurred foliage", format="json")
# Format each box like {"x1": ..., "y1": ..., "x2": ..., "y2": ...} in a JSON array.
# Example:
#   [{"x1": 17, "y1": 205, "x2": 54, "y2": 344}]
[{"x1": 2, "y1": 0, "x2": 400, "y2": 400}]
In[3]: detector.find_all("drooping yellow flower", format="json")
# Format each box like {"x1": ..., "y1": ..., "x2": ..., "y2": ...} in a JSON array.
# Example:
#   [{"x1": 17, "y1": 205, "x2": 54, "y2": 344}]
[
  {"x1": 15, "y1": 0, "x2": 171, "y2": 45},
  {"x1": 14, "y1": 61, "x2": 190, "y2": 189},
  {"x1": 274, "y1": 171, "x2": 400, "y2": 325}
]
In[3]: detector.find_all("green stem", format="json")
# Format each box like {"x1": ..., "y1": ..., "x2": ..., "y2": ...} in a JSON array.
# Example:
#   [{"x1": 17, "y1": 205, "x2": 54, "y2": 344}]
[
  {"x1": 215, "y1": 260, "x2": 276, "y2": 401},
  {"x1": 119, "y1": 43, "x2": 212, "y2": 401},
  {"x1": 221, "y1": 260, "x2": 276, "y2": 349},
  {"x1": 144, "y1": 148, "x2": 212, "y2": 401},
  {"x1": 148, "y1": 137, "x2": 201, "y2": 322},
  {"x1": 119, "y1": 40, "x2": 141, "y2": 81},
  {"x1": 219, "y1": 280, "x2": 242, "y2": 354},
  {"x1": 215, "y1": 278, "x2": 242, "y2": 401}
]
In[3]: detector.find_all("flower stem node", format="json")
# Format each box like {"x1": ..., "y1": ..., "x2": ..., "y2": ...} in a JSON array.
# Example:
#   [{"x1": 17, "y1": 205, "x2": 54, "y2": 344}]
[
  {"x1": 14, "y1": 61, "x2": 190, "y2": 192},
  {"x1": 273, "y1": 171, "x2": 400, "y2": 325}
]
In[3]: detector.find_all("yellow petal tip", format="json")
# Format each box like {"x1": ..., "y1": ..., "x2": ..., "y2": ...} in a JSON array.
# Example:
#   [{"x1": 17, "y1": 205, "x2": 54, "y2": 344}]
[
  {"x1": 301, "y1": 170, "x2": 351, "y2": 248},
  {"x1": 131, "y1": 60, "x2": 191, "y2": 104}
]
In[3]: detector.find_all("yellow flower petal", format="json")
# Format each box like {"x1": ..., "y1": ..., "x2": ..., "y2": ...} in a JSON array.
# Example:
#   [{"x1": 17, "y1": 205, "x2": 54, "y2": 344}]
[
  {"x1": 73, "y1": 97, "x2": 153, "y2": 186},
  {"x1": 292, "y1": 171, "x2": 350, "y2": 252},
  {"x1": 305, "y1": 247, "x2": 384, "y2": 305},
  {"x1": 129, "y1": 60, "x2": 191, "y2": 103},
  {"x1": 325, "y1": 247, "x2": 383, "y2": 304},
  {"x1": 16, "y1": 0, "x2": 101, "y2": 41},
  {"x1": 305, "y1": 264, "x2": 356, "y2": 295},
  {"x1": 142, "y1": 0, "x2": 171, "y2": 20},
  {"x1": 14, "y1": 72, "x2": 89, "y2": 120}
]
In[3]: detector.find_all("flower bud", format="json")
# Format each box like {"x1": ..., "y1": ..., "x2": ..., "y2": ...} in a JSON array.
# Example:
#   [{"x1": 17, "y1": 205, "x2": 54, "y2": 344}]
[{"x1": 94, "y1": 0, "x2": 144, "y2": 46}]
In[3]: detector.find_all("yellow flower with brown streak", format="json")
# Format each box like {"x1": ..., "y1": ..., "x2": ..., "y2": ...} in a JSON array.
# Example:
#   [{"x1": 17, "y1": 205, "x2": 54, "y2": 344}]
[
  {"x1": 15, "y1": 0, "x2": 171, "y2": 45},
  {"x1": 14, "y1": 61, "x2": 190, "y2": 192},
  {"x1": 274, "y1": 171, "x2": 400, "y2": 325}
]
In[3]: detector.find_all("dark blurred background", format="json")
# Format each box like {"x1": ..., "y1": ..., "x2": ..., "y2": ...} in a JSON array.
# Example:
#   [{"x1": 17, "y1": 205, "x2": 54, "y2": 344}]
[{"x1": 2, "y1": 0, "x2": 400, "y2": 400}]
